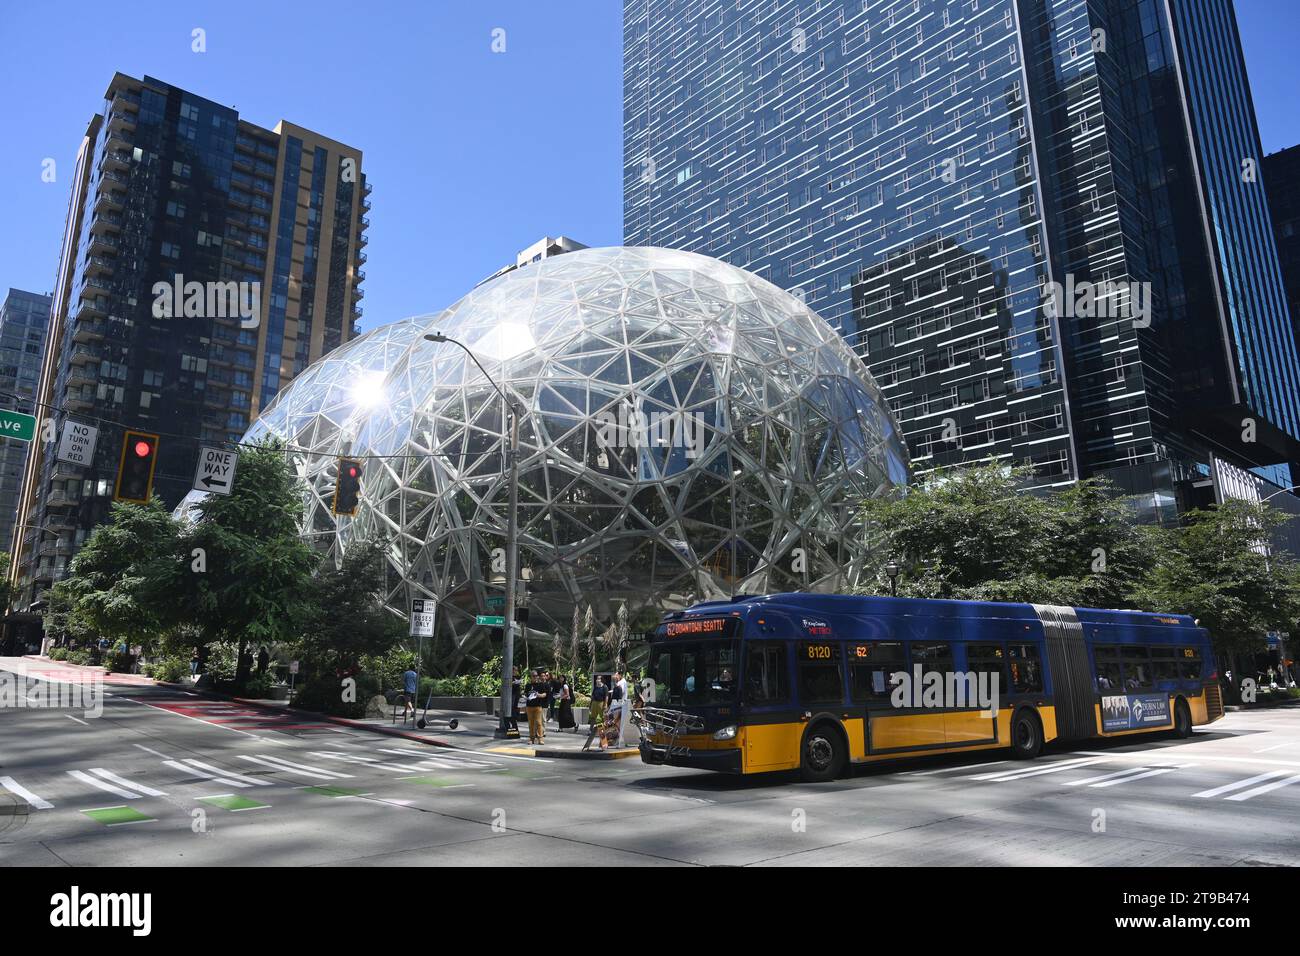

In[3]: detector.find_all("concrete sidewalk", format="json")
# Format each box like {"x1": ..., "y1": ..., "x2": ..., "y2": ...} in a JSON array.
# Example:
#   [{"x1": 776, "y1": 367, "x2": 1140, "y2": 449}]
[{"x1": 372, "y1": 706, "x2": 641, "y2": 760}]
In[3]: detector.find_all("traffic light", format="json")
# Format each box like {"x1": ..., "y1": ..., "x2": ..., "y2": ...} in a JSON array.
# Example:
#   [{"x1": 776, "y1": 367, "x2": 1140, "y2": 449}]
[
  {"x1": 114, "y1": 431, "x2": 160, "y2": 503},
  {"x1": 333, "y1": 457, "x2": 363, "y2": 515}
]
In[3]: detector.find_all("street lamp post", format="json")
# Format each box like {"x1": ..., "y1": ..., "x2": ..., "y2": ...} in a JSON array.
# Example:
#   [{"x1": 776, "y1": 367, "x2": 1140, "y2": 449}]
[
  {"x1": 424, "y1": 332, "x2": 521, "y2": 738},
  {"x1": 884, "y1": 559, "x2": 900, "y2": 597}
]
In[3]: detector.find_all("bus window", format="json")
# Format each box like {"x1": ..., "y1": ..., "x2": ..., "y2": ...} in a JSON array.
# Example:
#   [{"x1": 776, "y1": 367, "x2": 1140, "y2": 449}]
[
  {"x1": 652, "y1": 643, "x2": 737, "y2": 707},
  {"x1": 1122, "y1": 646, "x2": 1152, "y2": 690},
  {"x1": 968, "y1": 643, "x2": 1008, "y2": 697},
  {"x1": 1007, "y1": 643, "x2": 1043, "y2": 693},
  {"x1": 1094, "y1": 646, "x2": 1122, "y2": 692},
  {"x1": 744, "y1": 643, "x2": 788, "y2": 704},
  {"x1": 1151, "y1": 655, "x2": 1180, "y2": 684},
  {"x1": 798, "y1": 642, "x2": 844, "y2": 706},
  {"x1": 849, "y1": 641, "x2": 905, "y2": 700},
  {"x1": 911, "y1": 642, "x2": 953, "y2": 676},
  {"x1": 1179, "y1": 647, "x2": 1202, "y2": 681}
]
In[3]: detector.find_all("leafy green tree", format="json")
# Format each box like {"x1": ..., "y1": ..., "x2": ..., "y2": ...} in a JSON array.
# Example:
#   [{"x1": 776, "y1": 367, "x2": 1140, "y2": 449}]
[
  {"x1": 177, "y1": 439, "x2": 319, "y2": 690},
  {"x1": 43, "y1": 578, "x2": 94, "y2": 645},
  {"x1": 857, "y1": 464, "x2": 1149, "y2": 607},
  {"x1": 297, "y1": 535, "x2": 405, "y2": 675},
  {"x1": 1131, "y1": 499, "x2": 1300, "y2": 687},
  {"x1": 0, "y1": 551, "x2": 11, "y2": 615},
  {"x1": 60, "y1": 498, "x2": 182, "y2": 648}
]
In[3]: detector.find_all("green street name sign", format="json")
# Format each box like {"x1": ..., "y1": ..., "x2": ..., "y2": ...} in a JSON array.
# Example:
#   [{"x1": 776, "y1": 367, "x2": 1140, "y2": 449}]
[
  {"x1": 485, "y1": 595, "x2": 505, "y2": 609},
  {"x1": 475, "y1": 615, "x2": 506, "y2": 627},
  {"x1": 0, "y1": 410, "x2": 37, "y2": 442}
]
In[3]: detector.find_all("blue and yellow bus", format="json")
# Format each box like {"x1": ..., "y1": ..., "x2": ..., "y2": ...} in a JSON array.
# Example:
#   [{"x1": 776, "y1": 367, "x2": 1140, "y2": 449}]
[{"x1": 637, "y1": 593, "x2": 1224, "y2": 781}]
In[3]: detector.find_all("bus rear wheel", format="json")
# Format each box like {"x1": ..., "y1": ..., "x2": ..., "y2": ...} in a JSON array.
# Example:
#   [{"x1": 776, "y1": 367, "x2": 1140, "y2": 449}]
[
  {"x1": 1010, "y1": 709, "x2": 1042, "y2": 760},
  {"x1": 800, "y1": 724, "x2": 845, "y2": 782},
  {"x1": 1171, "y1": 699, "x2": 1192, "y2": 739}
]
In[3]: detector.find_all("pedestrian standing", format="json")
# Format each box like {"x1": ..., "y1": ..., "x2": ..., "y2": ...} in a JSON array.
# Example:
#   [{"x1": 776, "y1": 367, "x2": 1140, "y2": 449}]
[
  {"x1": 609, "y1": 671, "x2": 628, "y2": 749},
  {"x1": 402, "y1": 667, "x2": 418, "y2": 721},
  {"x1": 583, "y1": 677, "x2": 608, "y2": 751},
  {"x1": 558, "y1": 674, "x2": 577, "y2": 732},
  {"x1": 548, "y1": 670, "x2": 563, "y2": 725},
  {"x1": 257, "y1": 645, "x2": 270, "y2": 674},
  {"x1": 525, "y1": 670, "x2": 550, "y2": 744},
  {"x1": 190, "y1": 646, "x2": 201, "y2": 679}
]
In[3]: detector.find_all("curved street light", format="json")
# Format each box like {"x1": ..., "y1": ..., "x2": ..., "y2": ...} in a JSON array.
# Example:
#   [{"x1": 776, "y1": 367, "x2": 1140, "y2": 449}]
[{"x1": 424, "y1": 331, "x2": 522, "y2": 739}]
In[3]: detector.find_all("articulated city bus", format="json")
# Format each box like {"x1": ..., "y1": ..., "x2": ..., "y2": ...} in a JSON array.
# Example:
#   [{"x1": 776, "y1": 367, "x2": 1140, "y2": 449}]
[{"x1": 637, "y1": 593, "x2": 1223, "y2": 781}]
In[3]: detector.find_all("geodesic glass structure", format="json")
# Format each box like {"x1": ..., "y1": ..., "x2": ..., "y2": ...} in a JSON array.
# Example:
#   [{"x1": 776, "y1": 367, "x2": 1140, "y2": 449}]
[{"x1": 184, "y1": 247, "x2": 910, "y2": 670}]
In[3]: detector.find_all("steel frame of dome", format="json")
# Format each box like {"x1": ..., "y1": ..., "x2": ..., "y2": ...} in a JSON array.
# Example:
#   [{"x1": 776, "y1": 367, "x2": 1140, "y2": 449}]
[{"x1": 185, "y1": 247, "x2": 910, "y2": 670}]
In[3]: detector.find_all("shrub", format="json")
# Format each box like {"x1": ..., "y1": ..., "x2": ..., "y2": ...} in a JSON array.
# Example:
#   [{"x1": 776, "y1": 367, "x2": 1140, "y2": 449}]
[
  {"x1": 105, "y1": 649, "x2": 134, "y2": 673},
  {"x1": 66, "y1": 649, "x2": 94, "y2": 666},
  {"x1": 147, "y1": 656, "x2": 189, "y2": 683},
  {"x1": 48, "y1": 647, "x2": 68, "y2": 661},
  {"x1": 243, "y1": 671, "x2": 275, "y2": 698}
]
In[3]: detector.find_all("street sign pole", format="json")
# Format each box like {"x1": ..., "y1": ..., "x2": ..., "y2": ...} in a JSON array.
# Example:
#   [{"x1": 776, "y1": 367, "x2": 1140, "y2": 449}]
[{"x1": 498, "y1": 400, "x2": 521, "y2": 739}]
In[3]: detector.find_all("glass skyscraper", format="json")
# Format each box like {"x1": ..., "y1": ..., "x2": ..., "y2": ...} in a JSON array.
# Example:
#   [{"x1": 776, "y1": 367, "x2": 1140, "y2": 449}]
[
  {"x1": 624, "y1": 0, "x2": 1300, "y2": 511},
  {"x1": 9, "y1": 73, "x2": 371, "y2": 622},
  {"x1": 0, "y1": 289, "x2": 51, "y2": 552}
]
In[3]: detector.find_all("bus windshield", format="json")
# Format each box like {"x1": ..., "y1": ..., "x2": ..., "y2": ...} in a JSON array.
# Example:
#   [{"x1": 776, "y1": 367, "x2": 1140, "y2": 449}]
[{"x1": 648, "y1": 640, "x2": 739, "y2": 707}]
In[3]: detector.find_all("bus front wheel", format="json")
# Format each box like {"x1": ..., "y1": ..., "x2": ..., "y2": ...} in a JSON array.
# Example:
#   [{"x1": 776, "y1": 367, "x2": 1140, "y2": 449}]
[
  {"x1": 1010, "y1": 709, "x2": 1042, "y2": 760},
  {"x1": 1171, "y1": 699, "x2": 1192, "y2": 738},
  {"x1": 800, "y1": 723, "x2": 845, "y2": 782}
]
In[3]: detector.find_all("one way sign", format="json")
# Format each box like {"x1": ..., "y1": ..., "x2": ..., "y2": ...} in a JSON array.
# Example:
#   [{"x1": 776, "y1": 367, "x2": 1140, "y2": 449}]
[{"x1": 193, "y1": 446, "x2": 239, "y2": 497}]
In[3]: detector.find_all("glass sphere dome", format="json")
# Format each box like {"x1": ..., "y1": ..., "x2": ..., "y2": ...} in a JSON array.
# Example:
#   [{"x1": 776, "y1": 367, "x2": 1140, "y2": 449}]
[{"x1": 184, "y1": 247, "x2": 910, "y2": 669}]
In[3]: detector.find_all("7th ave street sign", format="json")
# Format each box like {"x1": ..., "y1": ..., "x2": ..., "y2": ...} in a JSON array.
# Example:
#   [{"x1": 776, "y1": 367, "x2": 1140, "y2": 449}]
[
  {"x1": 193, "y1": 446, "x2": 239, "y2": 496},
  {"x1": 0, "y1": 409, "x2": 37, "y2": 443}
]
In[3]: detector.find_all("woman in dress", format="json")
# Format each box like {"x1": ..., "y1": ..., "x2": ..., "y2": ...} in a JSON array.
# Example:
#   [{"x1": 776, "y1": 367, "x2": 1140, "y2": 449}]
[{"x1": 557, "y1": 674, "x2": 577, "y2": 733}]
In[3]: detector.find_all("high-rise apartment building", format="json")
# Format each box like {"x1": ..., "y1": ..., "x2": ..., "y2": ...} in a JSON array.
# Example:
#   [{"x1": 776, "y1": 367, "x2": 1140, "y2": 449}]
[
  {"x1": 8, "y1": 73, "x2": 370, "y2": 622},
  {"x1": 1265, "y1": 143, "x2": 1300, "y2": 385},
  {"x1": 624, "y1": 0, "x2": 1300, "y2": 514},
  {"x1": 0, "y1": 289, "x2": 52, "y2": 551}
]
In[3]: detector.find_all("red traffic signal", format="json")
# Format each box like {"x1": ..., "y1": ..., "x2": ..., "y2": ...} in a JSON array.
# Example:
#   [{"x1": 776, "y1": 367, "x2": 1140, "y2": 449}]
[
  {"x1": 333, "y1": 457, "x2": 364, "y2": 515},
  {"x1": 115, "y1": 431, "x2": 160, "y2": 503}
]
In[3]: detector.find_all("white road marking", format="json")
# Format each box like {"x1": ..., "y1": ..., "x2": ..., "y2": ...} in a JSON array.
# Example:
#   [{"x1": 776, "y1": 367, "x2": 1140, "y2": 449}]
[
  {"x1": 968, "y1": 757, "x2": 1104, "y2": 782},
  {"x1": 65, "y1": 715, "x2": 89, "y2": 726},
  {"x1": 181, "y1": 758, "x2": 272, "y2": 787},
  {"x1": 903, "y1": 760, "x2": 1011, "y2": 776},
  {"x1": 1192, "y1": 769, "x2": 1292, "y2": 799},
  {"x1": 88, "y1": 767, "x2": 167, "y2": 797},
  {"x1": 1066, "y1": 766, "x2": 1154, "y2": 787},
  {"x1": 120, "y1": 697, "x2": 261, "y2": 737},
  {"x1": 238, "y1": 754, "x2": 351, "y2": 779},
  {"x1": 133, "y1": 744, "x2": 172, "y2": 759},
  {"x1": 68, "y1": 770, "x2": 136, "y2": 799},
  {"x1": 1088, "y1": 766, "x2": 1184, "y2": 788},
  {"x1": 377, "y1": 748, "x2": 461, "y2": 769},
  {"x1": 1074, "y1": 749, "x2": 1300, "y2": 770},
  {"x1": 309, "y1": 751, "x2": 424, "y2": 772},
  {"x1": 1225, "y1": 772, "x2": 1300, "y2": 802},
  {"x1": 0, "y1": 775, "x2": 53, "y2": 810}
]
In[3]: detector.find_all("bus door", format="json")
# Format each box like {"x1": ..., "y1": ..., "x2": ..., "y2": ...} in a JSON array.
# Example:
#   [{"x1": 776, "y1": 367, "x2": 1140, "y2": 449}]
[
  {"x1": 740, "y1": 641, "x2": 799, "y2": 770},
  {"x1": 947, "y1": 641, "x2": 1004, "y2": 745}
]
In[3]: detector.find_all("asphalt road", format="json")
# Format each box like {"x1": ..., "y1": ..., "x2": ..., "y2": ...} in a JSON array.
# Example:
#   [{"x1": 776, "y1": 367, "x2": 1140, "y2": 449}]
[{"x1": 3, "y1": 661, "x2": 1299, "y2": 866}]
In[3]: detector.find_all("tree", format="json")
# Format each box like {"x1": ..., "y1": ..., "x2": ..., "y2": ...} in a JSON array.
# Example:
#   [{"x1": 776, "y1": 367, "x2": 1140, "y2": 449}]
[
  {"x1": 43, "y1": 578, "x2": 93, "y2": 646},
  {"x1": 298, "y1": 536, "x2": 404, "y2": 674},
  {"x1": 60, "y1": 498, "x2": 182, "y2": 648},
  {"x1": 1132, "y1": 499, "x2": 1300, "y2": 686},
  {"x1": 177, "y1": 439, "x2": 319, "y2": 690},
  {"x1": 857, "y1": 464, "x2": 1149, "y2": 607},
  {"x1": 0, "y1": 551, "x2": 11, "y2": 615}
]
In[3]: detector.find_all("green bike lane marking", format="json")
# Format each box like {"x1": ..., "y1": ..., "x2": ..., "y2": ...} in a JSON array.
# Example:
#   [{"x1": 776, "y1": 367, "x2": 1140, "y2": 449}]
[
  {"x1": 398, "y1": 775, "x2": 475, "y2": 789},
  {"x1": 81, "y1": 805, "x2": 155, "y2": 826},
  {"x1": 198, "y1": 794, "x2": 271, "y2": 812}
]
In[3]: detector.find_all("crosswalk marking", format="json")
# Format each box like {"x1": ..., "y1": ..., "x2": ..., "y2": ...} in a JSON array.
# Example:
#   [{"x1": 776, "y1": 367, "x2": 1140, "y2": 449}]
[
  {"x1": 237, "y1": 754, "x2": 351, "y2": 780},
  {"x1": 968, "y1": 757, "x2": 1104, "y2": 782},
  {"x1": 1066, "y1": 766, "x2": 1155, "y2": 787},
  {"x1": 68, "y1": 770, "x2": 137, "y2": 799},
  {"x1": 1192, "y1": 769, "x2": 1292, "y2": 799},
  {"x1": 1225, "y1": 772, "x2": 1300, "y2": 802},
  {"x1": 309, "y1": 751, "x2": 424, "y2": 772},
  {"x1": 0, "y1": 775, "x2": 53, "y2": 810},
  {"x1": 903, "y1": 760, "x2": 1011, "y2": 776},
  {"x1": 1088, "y1": 766, "x2": 1184, "y2": 788},
  {"x1": 376, "y1": 748, "x2": 462, "y2": 769},
  {"x1": 87, "y1": 767, "x2": 168, "y2": 797},
  {"x1": 164, "y1": 759, "x2": 272, "y2": 788}
]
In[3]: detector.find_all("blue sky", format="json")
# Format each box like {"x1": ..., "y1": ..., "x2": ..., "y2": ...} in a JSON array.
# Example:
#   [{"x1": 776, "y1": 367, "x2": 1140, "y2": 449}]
[{"x1": 0, "y1": 1, "x2": 1295, "y2": 333}]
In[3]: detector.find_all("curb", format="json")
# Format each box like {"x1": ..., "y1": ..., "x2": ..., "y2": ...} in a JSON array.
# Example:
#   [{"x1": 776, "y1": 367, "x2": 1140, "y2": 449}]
[
  {"x1": 154, "y1": 680, "x2": 457, "y2": 749},
  {"x1": 534, "y1": 747, "x2": 640, "y2": 761}
]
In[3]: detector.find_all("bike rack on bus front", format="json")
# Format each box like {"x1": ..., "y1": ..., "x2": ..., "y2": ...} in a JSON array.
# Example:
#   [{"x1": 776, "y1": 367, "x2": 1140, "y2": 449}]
[{"x1": 633, "y1": 706, "x2": 706, "y2": 763}]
